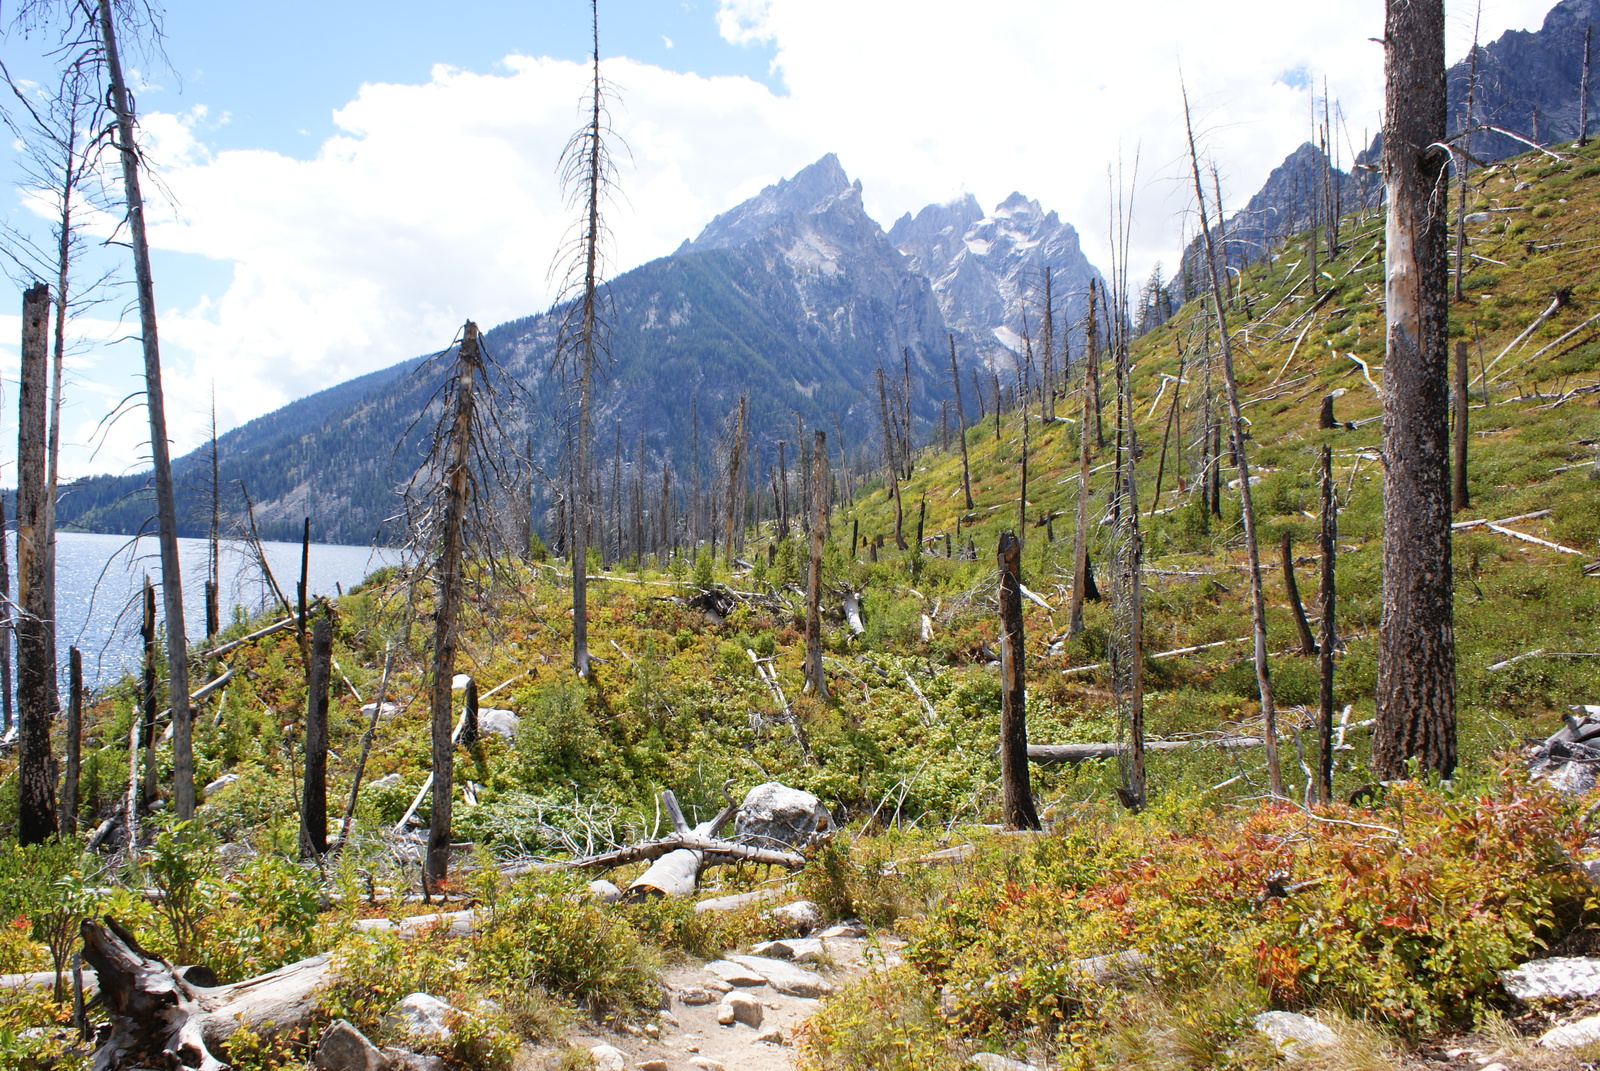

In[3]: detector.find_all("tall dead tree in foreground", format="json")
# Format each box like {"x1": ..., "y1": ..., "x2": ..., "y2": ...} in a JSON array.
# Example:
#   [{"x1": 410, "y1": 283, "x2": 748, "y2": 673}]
[
  {"x1": 555, "y1": 0, "x2": 618, "y2": 678},
  {"x1": 1580, "y1": 23, "x2": 1592, "y2": 149},
  {"x1": 803, "y1": 430, "x2": 829, "y2": 698},
  {"x1": 1317, "y1": 446, "x2": 1337, "y2": 804},
  {"x1": 16, "y1": 282, "x2": 57, "y2": 843},
  {"x1": 1374, "y1": 0, "x2": 1456, "y2": 780},
  {"x1": 97, "y1": 0, "x2": 197, "y2": 819},
  {"x1": 1453, "y1": 340, "x2": 1470, "y2": 511},
  {"x1": 996, "y1": 532, "x2": 1040, "y2": 830},
  {"x1": 1067, "y1": 361, "x2": 1095, "y2": 638},
  {"x1": 301, "y1": 617, "x2": 331, "y2": 858},
  {"x1": 1183, "y1": 83, "x2": 1283, "y2": 796},
  {"x1": 949, "y1": 336, "x2": 974, "y2": 509}
]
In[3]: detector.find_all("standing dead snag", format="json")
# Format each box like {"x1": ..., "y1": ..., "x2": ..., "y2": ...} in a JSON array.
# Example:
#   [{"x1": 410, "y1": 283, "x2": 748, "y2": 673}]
[
  {"x1": 97, "y1": 0, "x2": 196, "y2": 820},
  {"x1": 997, "y1": 532, "x2": 1040, "y2": 830},
  {"x1": 1068, "y1": 357, "x2": 1095, "y2": 639},
  {"x1": 301, "y1": 617, "x2": 332, "y2": 858},
  {"x1": 16, "y1": 282, "x2": 57, "y2": 844},
  {"x1": 949, "y1": 336, "x2": 974, "y2": 510},
  {"x1": 804, "y1": 430, "x2": 829, "y2": 699},
  {"x1": 1375, "y1": 0, "x2": 1456, "y2": 781},
  {"x1": 61, "y1": 646, "x2": 81, "y2": 834},
  {"x1": 1453, "y1": 340, "x2": 1470, "y2": 512},
  {"x1": 1282, "y1": 531, "x2": 1317, "y2": 657},
  {"x1": 1183, "y1": 81, "x2": 1282, "y2": 797},
  {"x1": 1317, "y1": 446, "x2": 1338, "y2": 804}
]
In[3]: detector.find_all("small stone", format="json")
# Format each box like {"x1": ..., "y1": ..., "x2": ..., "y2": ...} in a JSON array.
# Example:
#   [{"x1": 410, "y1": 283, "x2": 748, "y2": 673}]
[
  {"x1": 589, "y1": 1043, "x2": 627, "y2": 1071},
  {"x1": 203, "y1": 773, "x2": 238, "y2": 798},
  {"x1": 676, "y1": 984, "x2": 722, "y2": 1005},
  {"x1": 718, "y1": 992, "x2": 764, "y2": 1028},
  {"x1": 969, "y1": 1055, "x2": 1038, "y2": 1071},
  {"x1": 658, "y1": 1010, "x2": 679, "y2": 1028},
  {"x1": 705, "y1": 959, "x2": 768, "y2": 988},
  {"x1": 368, "y1": 773, "x2": 402, "y2": 790},
  {"x1": 688, "y1": 1060, "x2": 726, "y2": 1071},
  {"x1": 638, "y1": 1062, "x2": 669, "y2": 1071},
  {"x1": 315, "y1": 1020, "x2": 388, "y2": 1071},
  {"x1": 1502, "y1": 957, "x2": 1600, "y2": 1002},
  {"x1": 816, "y1": 920, "x2": 865, "y2": 939},
  {"x1": 755, "y1": 1027, "x2": 786, "y2": 1045},
  {"x1": 478, "y1": 709, "x2": 520, "y2": 739},
  {"x1": 1252, "y1": 1011, "x2": 1336, "y2": 1055},
  {"x1": 360, "y1": 701, "x2": 400, "y2": 719},
  {"x1": 384, "y1": 993, "x2": 460, "y2": 1042},
  {"x1": 382, "y1": 1050, "x2": 445, "y2": 1071},
  {"x1": 767, "y1": 900, "x2": 824, "y2": 935},
  {"x1": 1542, "y1": 1013, "x2": 1600, "y2": 1049},
  {"x1": 725, "y1": 954, "x2": 835, "y2": 998},
  {"x1": 751, "y1": 937, "x2": 826, "y2": 963},
  {"x1": 642, "y1": 1023, "x2": 660, "y2": 1039}
]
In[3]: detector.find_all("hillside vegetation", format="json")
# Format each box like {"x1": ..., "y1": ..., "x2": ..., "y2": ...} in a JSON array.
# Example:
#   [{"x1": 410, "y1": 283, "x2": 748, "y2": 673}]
[{"x1": 3, "y1": 140, "x2": 1600, "y2": 1070}]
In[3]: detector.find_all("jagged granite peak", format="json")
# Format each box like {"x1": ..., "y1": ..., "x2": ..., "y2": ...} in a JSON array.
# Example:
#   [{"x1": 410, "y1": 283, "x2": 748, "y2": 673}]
[
  {"x1": 892, "y1": 191, "x2": 1102, "y2": 367},
  {"x1": 680, "y1": 152, "x2": 861, "y2": 255}
]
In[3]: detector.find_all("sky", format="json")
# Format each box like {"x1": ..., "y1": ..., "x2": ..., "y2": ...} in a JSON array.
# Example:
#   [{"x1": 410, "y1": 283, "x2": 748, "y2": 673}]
[{"x1": 0, "y1": 0, "x2": 1562, "y2": 481}]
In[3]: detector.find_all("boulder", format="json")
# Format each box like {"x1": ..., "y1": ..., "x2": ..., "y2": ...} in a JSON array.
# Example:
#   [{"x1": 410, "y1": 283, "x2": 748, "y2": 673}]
[
  {"x1": 382, "y1": 1050, "x2": 445, "y2": 1071},
  {"x1": 588, "y1": 1044, "x2": 627, "y2": 1071},
  {"x1": 750, "y1": 938, "x2": 826, "y2": 963},
  {"x1": 755, "y1": 1027, "x2": 786, "y2": 1045},
  {"x1": 478, "y1": 709, "x2": 519, "y2": 740},
  {"x1": 725, "y1": 954, "x2": 834, "y2": 997},
  {"x1": 970, "y1": 1055, "x2": 1038, "y2": 1071},
  {"x1": 587, "y1": 879, "x2": 623, "y2": 903},
  {"x1": 384, "y1": 993, "x2": 459, "y2": 1041},
  {"x1": 639, "y1": 1061, "x2": 670, "y2": 1071},
  {"x1": 1502, "y1": 957, "x2": 1600, "y2": 1002},
  {"x1": 717, "y1": 992, "x2": 764, "y2": 1028},
  {"x1": 315, "y1": 1020, "x2": 388, "y2": 1071},
  {"x1": 767, "y1": 900, "x2": 823, "y2": 935},
  {"x1": 1069, "y1": 949, "x2": 1147, "y2": 985},
  {"x1": 675, "y1": 984, "x2": 722, "y2": 1006},
  {"x1": 368, "y1": 773, "x2": 402, "y2": 790},
  {"x1": 705, "y1": 960, "x2": 769, "y2": 988},
  {"x1": 203, "y1": 773, "x2": 238, "y2": 798},
  {"x1": 360, "y1": 701, "x2": 400, "y2": 719},
  {"x1": 1542, "y1": 1013, "x2": 1600, "y2": 1049},
  {"x1": 817, "y1": 919, "x2": 865, "y2": 939},
  {"x1": 451, "y1": 674, "x2": 472, "y2": 691},
  {"x1": 736, "y1": 783, "x2": 832, "y2": 849},
  {"x1": 1252, "y1": 1011, "x2": 1336, "y2": 1056}
]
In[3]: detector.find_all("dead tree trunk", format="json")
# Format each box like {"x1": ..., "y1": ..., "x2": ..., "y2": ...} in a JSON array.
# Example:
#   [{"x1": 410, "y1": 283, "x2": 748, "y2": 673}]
[
  {"x1": 206, "y1": 403, "x2": 221, "y2": 641},
  {"x1": 1184, "y1": 85, "x2": 1283, "y2": 797},
  {"x1": 301, "y1": 617, "x2": 331, "y2": 858},
  {"x1": 1317, "y1": 445, "x2": 1337, "y2": 804},
  {"x1": 1087, "y1": 278, "x2": 1105, "y2": 451},
  {"x1": 1453, "y1": 340, "x2": 1470, "y2": 511},
  {"x1": 804, "y1": 430, "x2": 829, "y2": 699},
  {"x1": 0, "y1": 493, "x2": 11, "y2": 735},
  {"x1": 61, "y1": 645, "x2": 81, "y2": 835},
  {"x1": 776, "y1": 440, "x2": 789, "y2": 539},
  {"x1": 1068, "y1": 369, "x2": 1094, "y2": 638},
  {"x1": 427, "y1": 323, "x2": 480, "y2": 890},
  {"x1": 997, "y1": 532, "x2": 1041, "y2": 830},
  {"x1": 1041, "y1": 268, "x2": 1056, "y2": 422},
  {"x1": 340, "y1": 643, "x2": 395, "y2": 846},
  {"x1": 950, "y1": 336, "x2": 974, "y2": 509},
  {"x1": 141, "y1": 579, "x2": 158, "y2": 814},
  {"x1": 723, "y1": 396, "x2": 747, "y2": 566},
  {"x1": 1578, "y1": 23, "x2": 1592, "y2": 148},
  {"x1": 296, "y1": 518, "x2": 310, "y2": 650},
  {"x1": 98, "y1": 0, "x2": 195, "y2": 820},
  {"x1": 1282, "y1": 531, "x2": 1317, "y2": 656},
  {"x1": 1018, "y1": 409, "x2": 1029, "y2": 536},
  {"x1": 15, "y1": 282, "x2": 57, "y2": 844},
  {"x1": 1374, "y1": 0, "x2": 1456, "y2": 781},
  {"x1": 876, "y1": 368, "x2": 907, "y2": 550}
]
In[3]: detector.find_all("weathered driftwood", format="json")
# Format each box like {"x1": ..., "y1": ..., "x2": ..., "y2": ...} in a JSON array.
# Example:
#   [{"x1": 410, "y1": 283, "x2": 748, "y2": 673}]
[
  {"x1": 620, "y1": 787, "x2": 797, "y2": 901},
  {"x1": 82, "y1": 916, "x2": 331, "y2": 1071},
  {"x1": 1028, "y1": 736, "x2": 1265, "y2": 764}
]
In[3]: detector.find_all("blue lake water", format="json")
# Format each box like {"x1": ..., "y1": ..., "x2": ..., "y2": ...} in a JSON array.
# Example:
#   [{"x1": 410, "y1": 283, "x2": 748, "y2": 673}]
[{"x1": 12, "y1": 531, "x2": 401, "y2": 690}]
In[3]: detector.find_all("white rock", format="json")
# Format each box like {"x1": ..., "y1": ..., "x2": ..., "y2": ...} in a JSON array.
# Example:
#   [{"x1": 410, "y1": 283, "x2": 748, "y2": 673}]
[
  {"x1": 675, "y1": 984, "x2": 721, "y2": 1005},
  {"x1": 688, "y1": 1060, "x2": 727, "y2": 1071},
  {"x1": 384, "y1": 993, "x2": 460, "y2": 1041},
  {"x1": 736, "y1": 783, "x2": 833, "y2": 849},
  {"x1": 1253, "y1": 1011, "x2": 1336, "y2": 1055},
  {"x1": 767, "y1": 900, "x2": 824, "y2": 935},
  {"x1": 725, "y1": 954, "x2": 835, "y2": 997},
  {"x1": 360, "y1": 701, "x2": 400, "y2": 719},
  {"x1": 638, "y1": 1061, "x2": 669, "y2": 1071},
  {"x1": 970, "y1": 1055, "x2": 1039, "y2": 1071},
  {"x1": 588, "y1": 879, "x2": 623, "y2": 903},
  {"x1": 452, "y1": 674, "x2": 472, "y2": 691},
  {"x1": 705, "y1": 960, "x2": 769, "y2": 988},
  {"x1": 315, "y1": 1020, "x2": 388, "y2": 1071},
  {"x1": 755, "y1": 1027, "x2": 786, "y2": 1045},
  {"x1": 367, "y1": 773, "x2": 401, "y2": 790},
  {"x1": 1465, "y1": 212, "x2": 1491, "y2": 224},
  {"x1": 1541, "y1": 761, "x2": 1598, "y2": 796},
  {"x1": 588, "y1": 1043, "x2": 627, "y2": 1071},
  {"x1": 1542, "y1": 1013, "x2": 1600, "y2": 1048},
  {"x1": 1070, "y1": 949, "x2": 1147, "y2": 985},
  {"x1": 478, "y1": 708, "x2": 520, "y2": 739},
  {"x1": 203, "y1": 773, "x2": 238, "y2": 797},
  {"x1": 381, "y1": 1049, "x2": 445, "y2": 1071},
  {"x1": 1501, "y1": 957, "x2": 1600, "y2": 1002},
  {"x1": 717, "y1": 992, "x2": 764, "y2": 1028},
  {"x1": 816, "y1": 920, "x2": 865, "y2": 939},
  {"x1": 750, "y1": 937, "x2": 826, "y2": 963}
]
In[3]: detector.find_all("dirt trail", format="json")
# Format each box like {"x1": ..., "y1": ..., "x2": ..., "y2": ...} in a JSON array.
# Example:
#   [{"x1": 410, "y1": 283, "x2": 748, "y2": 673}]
[{"x1": 565, "y1": 928, "x2": 901, "y2": 1071}]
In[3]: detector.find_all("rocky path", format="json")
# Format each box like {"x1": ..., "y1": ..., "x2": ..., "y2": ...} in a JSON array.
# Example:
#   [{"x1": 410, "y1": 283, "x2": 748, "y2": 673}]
[{"x1": 566, "y1": 922, "x2": 900, "y2": 1071}]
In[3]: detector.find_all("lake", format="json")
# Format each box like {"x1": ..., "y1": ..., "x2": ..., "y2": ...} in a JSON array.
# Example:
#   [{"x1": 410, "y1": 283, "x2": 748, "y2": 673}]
[{"x1": 11, "y1": 531, "x2": 402, "y2": 690}]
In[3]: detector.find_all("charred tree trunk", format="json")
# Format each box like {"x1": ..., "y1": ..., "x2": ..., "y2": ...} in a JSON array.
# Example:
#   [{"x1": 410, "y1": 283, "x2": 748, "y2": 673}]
[
  {"x1": 301, "y1": 617, "x2": 331, "y2": 858},
  {"x1": 428, "y1": 323, "x2": 480, "y2": 889},
  {"x1": 0, "y1": 493, "x2": 11, "y2": 735},
  {"x1": 1282, "y1": 531, "x2": 1317, "y2": 657},
  {"x1": 1453, "y1": 340, "x2": 1470, "y2": 511},
  {"x1": 296, "y1": 518, "x2": 310, "y2": 650},
  {"x1": 1087, "y1": 278, "x2": 1105, "y2": 451},
  {"x1": 950, "y1": 336, "x2": 974, "y2": 509},
  {"x1": 98, "y1": 0, "x2": 195, "y2": 820},
  {"x1": 804, "y1": 430, "x2": 829, "y2": 699},
  {"x1": 997, "y1": 532, "x2": 1040, "y2": 830},
  {"x1": 1018, "y1": 411, "x2": 1029, "y2": 536},
  {"x1": 1580, "y1": 23, "x2": 1592, "y2": 149},
  {"x1": 1317, "y1": 445, "x2": 1338, "y2": 804},
  {"x1": 16, "y1": 282, "x2": 56, "y2": 844},
  {"x1": 1374, "y1": 0, "x2": 1456, "y2": 781},
  {"x1": 1068, "y1": 369, "x2": 1095, "y2": 638},
  {"x1": 61, "y1": 646, "x2": 81, "y2": 835},
  {"x1": 140, "y1": 578, "x2": 158, "y2": 814}
]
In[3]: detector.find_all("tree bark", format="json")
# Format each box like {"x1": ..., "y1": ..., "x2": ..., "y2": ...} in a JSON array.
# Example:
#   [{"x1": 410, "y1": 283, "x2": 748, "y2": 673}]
[
  {"x1": 997, "y1": 531, "x2": 1041, "y2": 830},
  {"x1": 1282, "y1": 530, "x2": 1318, "y2": 657},
  {"x1": 1068, "y1": 369, "x2": 1094, "y2": 637},
  {"x1": 1453, "y1": 340, "x2": 1470, "y2": 511},
  {"x1": 1184, "y1": 88, "x2": 1282, "y2": 797},
  {"x1": 1317, "y1": 446, "x2": 1337, "y2": 804},
  {"x1": 301, "y1": 617, "x2": 331, "y2": 858},
  {"x1": 16, "y1": 282, "x2": 56, "y2": 844},
  {"x1": 804, "y1": 430, "x2": 829, "y2": 698},
  {"x1": 61, "y1": 646, "x2": 81, "y2": 835},
  {"x1": 1374, "y1": 0, "x2": 1456, "y2": 781},
  {"x1": 141, "y1": 579, "x2": 158, "y2": 813},
  {"x1": 949, "y1": 336, "x2": 974, "y2": 509},
  {"x1": 98, "y1": 0, "x2": 195, "y2": 820},
  {"x1": 0, "y1": 494, "x2": 12, "y2": 735},
  {"x1": 1579, "y1": 23, "x2": 1591, "y2": 149},
  {"x1": 428, "y1": 323, "x2": 480, "y2": 889}
]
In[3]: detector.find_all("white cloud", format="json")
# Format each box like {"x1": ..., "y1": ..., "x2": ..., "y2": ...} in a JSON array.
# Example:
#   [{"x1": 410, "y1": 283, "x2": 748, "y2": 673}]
[{"x1": 39, "y1": 0, "x2": 1561, "y2": 476}]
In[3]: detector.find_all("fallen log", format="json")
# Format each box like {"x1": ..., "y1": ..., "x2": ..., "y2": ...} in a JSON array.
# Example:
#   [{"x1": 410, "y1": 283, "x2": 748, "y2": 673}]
[
  {"x1": 82, "y1": 916, "x2": 331, "y2": 1071},
  {"x1": 1028, "y1": 737, "x2": 1265, "y2": 764}
]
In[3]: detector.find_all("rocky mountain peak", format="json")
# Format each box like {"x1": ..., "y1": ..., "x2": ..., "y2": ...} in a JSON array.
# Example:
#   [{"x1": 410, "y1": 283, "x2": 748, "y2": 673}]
[{"x1": 680, "y1": 153, "x2": 865, "y2": 255}]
